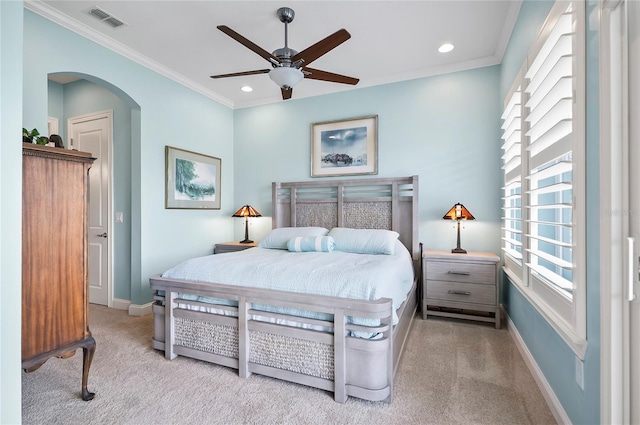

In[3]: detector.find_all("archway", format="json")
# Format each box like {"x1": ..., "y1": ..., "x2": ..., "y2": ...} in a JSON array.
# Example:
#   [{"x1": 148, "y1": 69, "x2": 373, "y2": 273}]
[{"x1": 48, "y1": 72, "x2": 140, "y2": 310}]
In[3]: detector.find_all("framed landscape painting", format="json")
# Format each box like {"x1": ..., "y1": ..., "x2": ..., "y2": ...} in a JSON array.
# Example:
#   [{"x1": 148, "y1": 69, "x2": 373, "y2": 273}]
[
  {"x1": 165, "y1": 146, "x2": 221, "y2": 209},
  {"x1": 311, "y1": 115, "x2": 378, "y2": 177}
]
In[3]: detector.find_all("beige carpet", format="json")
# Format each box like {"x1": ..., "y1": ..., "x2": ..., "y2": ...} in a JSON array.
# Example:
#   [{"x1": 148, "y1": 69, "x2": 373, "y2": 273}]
[{"x1": 22, "y1": 305, "x2": 556, "y2": 425}]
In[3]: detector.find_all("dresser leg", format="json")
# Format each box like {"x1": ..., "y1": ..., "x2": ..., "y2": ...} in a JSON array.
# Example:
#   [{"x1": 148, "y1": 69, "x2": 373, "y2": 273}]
[{"x1": 81, "y1": 336, "x2": 96, "y2": 401}]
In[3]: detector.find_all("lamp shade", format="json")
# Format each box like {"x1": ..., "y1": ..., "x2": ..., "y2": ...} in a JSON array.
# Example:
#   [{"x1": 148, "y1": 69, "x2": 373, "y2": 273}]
[
  {"x1": 442, "y1": 203, "x2": 475, "y2": 221},
  {"x1": 269, "y1": 67, "x2": 304, "y2": 89},
  {"x1": 442, "y1": 203, "x2": 474, "y2": 254},
  {"x1": 232, "y1": 205, "x2": 261, "y2": 218}
]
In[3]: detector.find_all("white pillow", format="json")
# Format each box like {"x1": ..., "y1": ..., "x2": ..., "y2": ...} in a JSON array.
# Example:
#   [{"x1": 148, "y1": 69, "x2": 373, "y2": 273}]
[
  {"x1": 259, "y1": 227, "x2": 329, "y2": 250},
  {"x1": 328, "y1": 227, "x2": 400, "y2": 255}
]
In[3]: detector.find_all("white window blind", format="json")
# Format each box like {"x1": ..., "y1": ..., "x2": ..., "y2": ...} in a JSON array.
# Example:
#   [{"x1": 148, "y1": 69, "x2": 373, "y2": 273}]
[
  {"x1": 524, "y1": 4, "x2": 575, "y2": 299},
  {"x1": 501, "y1": 85, "x2": 523, "y2": 267},
  {"x1": 501, "y1": 0, "x2": 586, "y2": 356}
]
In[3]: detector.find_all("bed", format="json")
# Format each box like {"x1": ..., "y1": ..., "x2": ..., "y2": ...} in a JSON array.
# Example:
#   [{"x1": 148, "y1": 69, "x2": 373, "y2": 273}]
[{"x1": 150, "y1": 175, "x2": 420, "y2": 403}]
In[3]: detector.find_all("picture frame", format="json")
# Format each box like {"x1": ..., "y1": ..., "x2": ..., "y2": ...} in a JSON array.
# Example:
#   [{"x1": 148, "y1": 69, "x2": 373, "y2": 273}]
[
  {"x1": 311, "y1": 115, "x2": 378, "y2": 177},
  {"x1": 165, "y1": 146, "x2": 221, "y2": 209}
]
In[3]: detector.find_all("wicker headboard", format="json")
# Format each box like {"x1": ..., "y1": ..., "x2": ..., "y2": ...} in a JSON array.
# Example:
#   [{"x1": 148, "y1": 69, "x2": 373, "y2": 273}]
[{"x1": 272, "y1": 176, "x2": 419, "y2": 263}]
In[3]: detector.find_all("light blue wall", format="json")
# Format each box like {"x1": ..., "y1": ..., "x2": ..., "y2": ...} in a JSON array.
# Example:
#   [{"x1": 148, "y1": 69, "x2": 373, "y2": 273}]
[
  {"x1": 234, "y1": 66, "x2": 503, "y2": 254},
  {"x1": 499, "y1": 1, "x2": 600, "y2": 423},
  {"x1": 22, "y1": 9, "x2": 235, "y2": 306},
  {"x1": 0, "y1": 2, "x2": 24, "y2": 423},
  {"x1": 499, "y1": 0, "x2": 555, "y2": 97},
  {"x1": 47, "y1": 79, "x2": 63, "y2": 135}
]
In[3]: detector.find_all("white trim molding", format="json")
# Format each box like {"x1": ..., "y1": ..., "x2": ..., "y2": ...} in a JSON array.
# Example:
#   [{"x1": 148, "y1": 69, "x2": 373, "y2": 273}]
[
  {"x1": 111, "y1": 298, "x2": 131, "y2": 311},
  {"x1": 128, "y1": 302, "x2": 153, "y2": 317},
  {"x1": 112, "y1": 298, "x2": 153, "y2": 316},
  {"x1": 599, "y1": 0, "x2": 629, "y2": 423}
]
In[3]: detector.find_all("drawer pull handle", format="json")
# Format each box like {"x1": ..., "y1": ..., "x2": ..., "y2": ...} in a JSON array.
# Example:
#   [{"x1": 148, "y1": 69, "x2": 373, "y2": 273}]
[
  {"x1": 447, "y1": 271, "x2": 471, "y2": 276},
  {"x1": 448, "y1": 290, "x2": 471, "y2": 296}
]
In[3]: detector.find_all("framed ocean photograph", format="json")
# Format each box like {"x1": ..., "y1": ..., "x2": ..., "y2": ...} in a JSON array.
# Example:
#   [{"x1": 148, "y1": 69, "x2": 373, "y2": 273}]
[
  {"x1": 310, "y1": 115, "x2": 378, "y2": 177},
  {"x1": 165, "y1": 146, "x2": 221, "y2": 209}
]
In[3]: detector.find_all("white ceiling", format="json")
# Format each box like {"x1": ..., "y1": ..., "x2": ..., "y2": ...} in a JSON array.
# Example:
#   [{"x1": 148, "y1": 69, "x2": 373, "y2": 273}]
[{"x1": 27, "y1": 1, "x2": 521, "y2": 109}]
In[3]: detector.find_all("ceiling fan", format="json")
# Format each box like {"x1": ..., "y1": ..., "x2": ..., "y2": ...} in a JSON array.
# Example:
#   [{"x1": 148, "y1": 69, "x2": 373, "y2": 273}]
[{"x1": 210, "y1": 7, "x2": 359, "y2": 100}]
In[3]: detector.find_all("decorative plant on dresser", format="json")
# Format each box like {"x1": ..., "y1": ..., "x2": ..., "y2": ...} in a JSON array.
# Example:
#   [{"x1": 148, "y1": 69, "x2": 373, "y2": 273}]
[{"x1": 22, "y1": 143, "x2": 96, "y2": 400}]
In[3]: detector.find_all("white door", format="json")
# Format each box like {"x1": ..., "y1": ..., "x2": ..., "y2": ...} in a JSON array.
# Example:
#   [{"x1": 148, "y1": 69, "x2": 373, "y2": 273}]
[
  {"x1": 629, "y1": 2, "x2": 640, "y2": 421},
  {"x1": 47, "y1": 116, "x2": 59, "y2": 136},
  {"x1": 68, "y1": 110, "x2": 112, "y2": 306}
]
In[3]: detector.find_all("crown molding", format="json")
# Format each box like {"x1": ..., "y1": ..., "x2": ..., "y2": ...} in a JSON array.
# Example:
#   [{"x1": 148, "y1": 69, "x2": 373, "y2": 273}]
[{"x1": 23, "y1": 0, "x2": 235, "y2": 109}]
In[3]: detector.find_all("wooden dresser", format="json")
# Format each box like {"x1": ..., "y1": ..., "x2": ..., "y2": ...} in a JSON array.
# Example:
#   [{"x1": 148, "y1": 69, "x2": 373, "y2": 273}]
[{"x1": 22, "y1": 143, "x2": 96, "y2": 400}]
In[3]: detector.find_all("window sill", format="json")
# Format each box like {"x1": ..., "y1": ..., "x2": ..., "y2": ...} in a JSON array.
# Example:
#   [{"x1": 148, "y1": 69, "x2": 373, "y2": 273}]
[{"x1": 503, "y1": 267, "x2": 588, "y2": 360}]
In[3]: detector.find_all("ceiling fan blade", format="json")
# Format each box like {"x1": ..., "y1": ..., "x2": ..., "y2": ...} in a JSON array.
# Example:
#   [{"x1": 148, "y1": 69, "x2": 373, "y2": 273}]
[
  {"x1": 303, "y1": 68, "x2": 359, "y2": 85},
  {"x1": 217, "y1": 25, "x2": 281, "y2": 65},
  {"x1": 291, "y1": 29, "x2": 351, "y2": 67},
  {"x1": 210, "y1": 69, "x2": 270, "y2": 79},
  {"x1": 281, "y1": 88, "x2": 293, "y2": 100}
]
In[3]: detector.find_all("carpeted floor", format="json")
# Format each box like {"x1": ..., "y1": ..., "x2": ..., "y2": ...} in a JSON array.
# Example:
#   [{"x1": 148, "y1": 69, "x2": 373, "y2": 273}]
[{"x1": 22, "y1": 304, "x2": 557, "y2": 425}]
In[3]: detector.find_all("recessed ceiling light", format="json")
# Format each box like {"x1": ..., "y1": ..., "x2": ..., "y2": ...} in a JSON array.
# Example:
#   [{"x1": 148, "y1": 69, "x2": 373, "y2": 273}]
[
  {"x1": 438, "y1": 43, "x2": 455, "y2": 53},
  {"x1": 241, "y1": 86, "x2": 253, "y2": 92}
]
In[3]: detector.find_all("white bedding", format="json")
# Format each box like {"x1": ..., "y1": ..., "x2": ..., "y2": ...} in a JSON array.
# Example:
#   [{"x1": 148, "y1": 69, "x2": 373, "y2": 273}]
[{"x1": 161, "y1": 240, "x2": 414, "y2": 327}]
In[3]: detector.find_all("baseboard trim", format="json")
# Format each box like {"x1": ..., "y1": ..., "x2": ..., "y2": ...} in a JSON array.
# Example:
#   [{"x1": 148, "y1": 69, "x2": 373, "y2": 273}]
[
  {"x1": 110, "y1": 298, "x2": 153, "y2": 316},
  {"x1": 128, "y1": 302, "x2": 153, "y2": 317},
  {"x1": 111, "y1": 298, "x2": 130, "y2": 311},
  {"x1": 503, "y1": 308, "x2": 572, "y2": 425}
]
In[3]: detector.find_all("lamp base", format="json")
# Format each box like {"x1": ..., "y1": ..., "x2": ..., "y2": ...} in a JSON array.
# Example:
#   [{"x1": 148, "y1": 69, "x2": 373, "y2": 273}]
[
  {"x1": 451, "y1": 247, "x2": 467, "y2": 254},
  {"x1": 239, "y1": 239, "x2": 254, "y2": 244}
]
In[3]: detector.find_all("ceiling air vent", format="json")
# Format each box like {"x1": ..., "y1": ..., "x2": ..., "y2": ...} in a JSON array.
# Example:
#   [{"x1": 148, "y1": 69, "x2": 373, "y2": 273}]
[{"x1": 87, "y1": 7, "x2": 126, "y2": 28}]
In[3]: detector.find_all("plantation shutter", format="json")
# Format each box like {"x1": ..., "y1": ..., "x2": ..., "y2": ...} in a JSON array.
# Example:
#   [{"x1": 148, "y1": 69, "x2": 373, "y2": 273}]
[
  {"x1": 523, "y1": 4, "x2": 576, "y2": 298},
  {"x1": 501, "y1": 84, "x2": 523, "y2": 271}
]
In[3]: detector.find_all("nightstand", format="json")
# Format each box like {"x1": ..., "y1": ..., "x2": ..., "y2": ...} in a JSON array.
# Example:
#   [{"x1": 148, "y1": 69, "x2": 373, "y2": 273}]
[
  {"x1": 214, "y1": 241, "x2": 257, "y2": 254},
  {"x1": 423, "y1": 250, "x2": 500, "y2": 328}
]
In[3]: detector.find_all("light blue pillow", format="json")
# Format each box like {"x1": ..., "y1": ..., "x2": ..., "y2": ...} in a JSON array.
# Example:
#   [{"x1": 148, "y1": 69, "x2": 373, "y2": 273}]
[
  {"x1": 328, "y1": 227, "x2": 399, "y2": 255},
  {"x1": 259, "y1": 227, "x2": 329, "y2": 250},
  {"x1": 287, "y1": 236, "x2": 335, "y2": 252}
]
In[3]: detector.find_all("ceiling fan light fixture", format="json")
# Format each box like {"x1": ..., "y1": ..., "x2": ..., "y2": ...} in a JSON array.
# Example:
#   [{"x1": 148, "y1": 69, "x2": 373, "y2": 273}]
[{"x1": 269, "y1": 67, "x2": 304, "y2": 89}]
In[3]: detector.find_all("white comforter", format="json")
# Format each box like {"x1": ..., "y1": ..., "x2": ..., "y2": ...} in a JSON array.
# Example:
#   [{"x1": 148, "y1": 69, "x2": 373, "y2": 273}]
[{"x1": 161, "y1": 240, "x2": 414, "y2": 325}]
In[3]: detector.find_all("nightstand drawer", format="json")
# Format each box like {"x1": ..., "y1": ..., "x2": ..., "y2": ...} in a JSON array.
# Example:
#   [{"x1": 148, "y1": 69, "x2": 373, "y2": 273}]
[
  {"x1": 426, "y1": 280, "x2": 496, "y2": 306},
  {"x1": 426, "y1": 261, "x2": 495, "y2": 284}
]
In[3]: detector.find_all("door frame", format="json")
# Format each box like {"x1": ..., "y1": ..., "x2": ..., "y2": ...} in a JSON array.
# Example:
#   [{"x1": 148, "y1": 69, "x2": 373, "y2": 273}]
[
  {"x1": 68, "y1": 109, "x2": 114, "y2": 308},
  {"x1": 599, "y1": 0, "x2": 634, "y2": 423}
]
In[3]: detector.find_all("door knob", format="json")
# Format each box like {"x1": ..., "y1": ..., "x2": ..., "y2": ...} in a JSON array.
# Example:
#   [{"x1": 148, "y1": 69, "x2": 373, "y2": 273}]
[{"x1": 97, "y1": 232, "x2": 108, "y2": 238}]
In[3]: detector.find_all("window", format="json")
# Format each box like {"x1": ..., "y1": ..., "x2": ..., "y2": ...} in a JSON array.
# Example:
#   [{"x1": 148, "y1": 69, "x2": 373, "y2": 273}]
[{"x1": 501, "y1": 0, "x2": 586, "y2": 357}]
